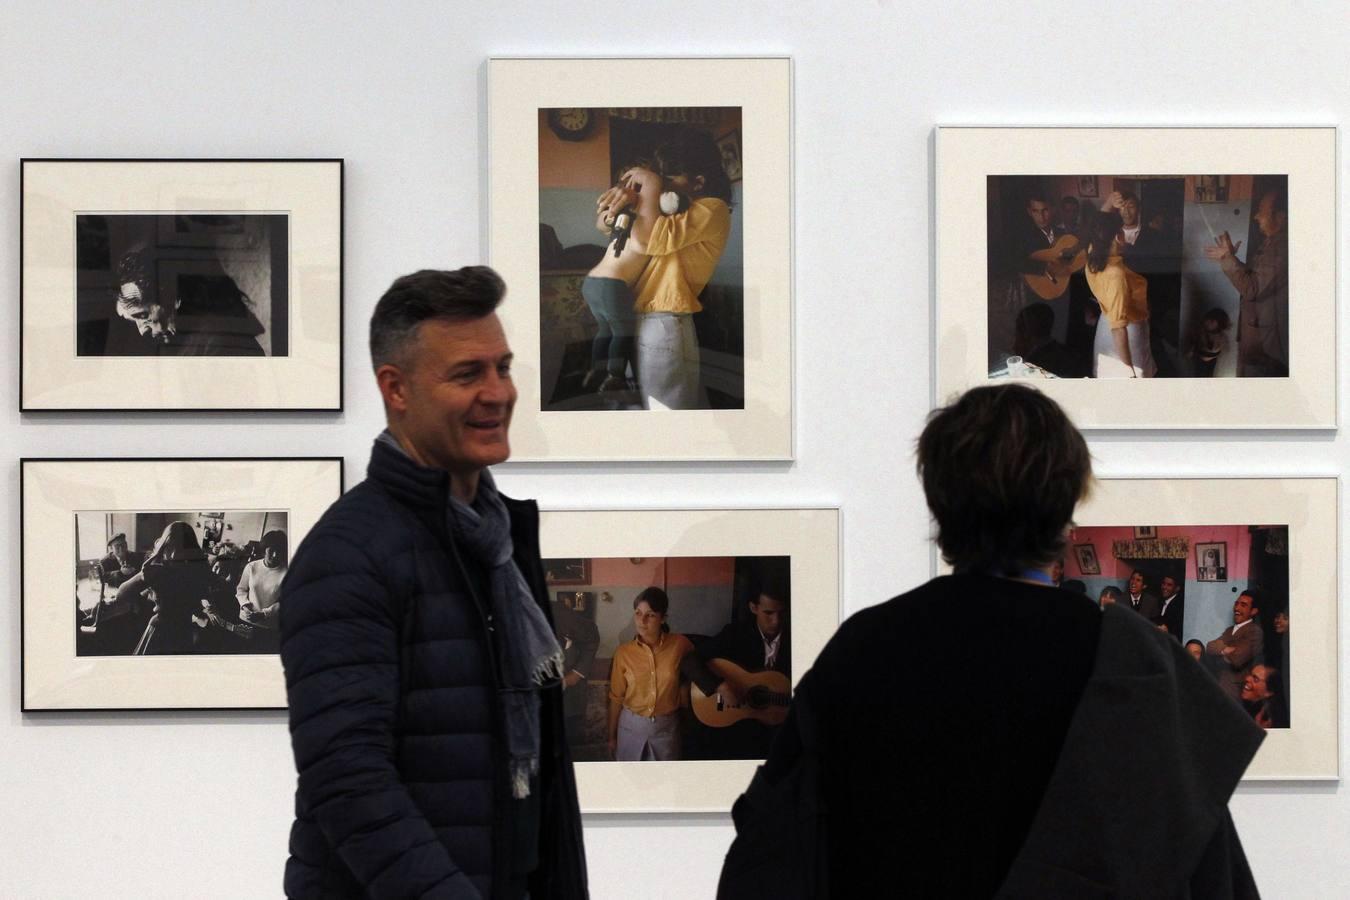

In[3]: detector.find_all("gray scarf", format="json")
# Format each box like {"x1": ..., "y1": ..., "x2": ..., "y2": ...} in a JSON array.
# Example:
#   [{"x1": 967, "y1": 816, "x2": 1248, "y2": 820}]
[{"x1": 447, "y1": 469, "x2": 564, "y2": 800}]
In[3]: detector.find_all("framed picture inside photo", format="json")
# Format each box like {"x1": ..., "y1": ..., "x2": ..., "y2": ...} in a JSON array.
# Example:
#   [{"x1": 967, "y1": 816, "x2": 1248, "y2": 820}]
[
  {"x1": 1065, "y1": 477, "x2": 1337, "y2": 779},
  {"x1": 538, "y1": 506, "x2": 840, "y2": 811},
  {"x1": 1133, "y1": 526, "x2": 1158, "y2": 540},
  {"x1": 1195, "y1": 541, "x2": 1229, "y2": 582},
  {"x1": 544, "y1": 557, "x2": 592, "y2": 586},
  {"x1": 934, "y1": 126, "x2": 1336, "y2": 429},
  {"x1": 22, "y1": 457, "x2": 343, "y2": 711},
  {"x1": 1073, "y1": 542, "x2": 1101, "y2": 575},
  {"x1": 21, "y1": 159, "x2": 343, "y2": 411},
  {"x1": 488, "y1": 57, "x2": 793, "y2": 460}
]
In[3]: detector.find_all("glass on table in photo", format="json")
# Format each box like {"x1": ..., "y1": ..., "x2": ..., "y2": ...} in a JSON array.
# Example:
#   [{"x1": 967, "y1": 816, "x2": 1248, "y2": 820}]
[{"x1": 1005, "y1": 355, "x2": 1029, "y2": 378}]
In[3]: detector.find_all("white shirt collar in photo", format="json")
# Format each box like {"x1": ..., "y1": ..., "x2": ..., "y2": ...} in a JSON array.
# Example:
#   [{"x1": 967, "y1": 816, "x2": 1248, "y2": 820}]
[
  {"x1": 760, "y1": 628, "x2": 782, "y2": 669},
  {"x1": 1121, "y1": 224, "x2": 1142, "y2": 245},
  {"x1": 1232, "y1": 618, "x2": 1252, "y2": 634}
]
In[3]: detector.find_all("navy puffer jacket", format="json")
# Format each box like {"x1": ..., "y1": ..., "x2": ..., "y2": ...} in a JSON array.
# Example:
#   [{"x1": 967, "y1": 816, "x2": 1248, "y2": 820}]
[{"x1": 280, "y1": 439, "x2": 588, "y2": 899}]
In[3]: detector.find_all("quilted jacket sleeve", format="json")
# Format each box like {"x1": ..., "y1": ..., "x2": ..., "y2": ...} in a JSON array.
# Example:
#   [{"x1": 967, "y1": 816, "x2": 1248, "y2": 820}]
[{"x1": 281, "y1": 526, "x2": 482, "y2": 900}]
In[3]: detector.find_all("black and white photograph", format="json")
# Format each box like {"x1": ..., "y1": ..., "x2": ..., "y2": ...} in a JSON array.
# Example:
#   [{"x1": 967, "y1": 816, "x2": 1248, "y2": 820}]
[
  {"x1": 1197, "y1": 541, "x2": 1229, "y2": 582},
  {"x1": 23, "y1": 457, "x2": 342, "y2": 711},
  {"x1": 1074, "y1": 542, "x2": 1101, "y2": 575},
  {"x1": 75, "y1": 509, "x2": 288, "y2": 657},
  {"x1": 543, "y1": 554, "x2": 790, "y2": 764},
  {"x1": 21, "y1": 159, "x2": 342, "y2": 411},
  {"x1": 76, "y1": 214, "x2": 288, "y2": 357}
]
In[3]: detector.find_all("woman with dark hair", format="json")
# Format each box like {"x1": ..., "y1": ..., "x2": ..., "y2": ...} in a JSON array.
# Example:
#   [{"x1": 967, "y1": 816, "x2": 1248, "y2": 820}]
[
  {"x1": 719, "y1": 384, "x2": 1263, "y2": 899},
  {"x1": 1085, "y1": 203, "x2": 1156, "y2": 378},
  {"x1": 605, "y1": 586, "x2": 699, "y2": 761},
  {"x1": 118, "y1": 521, "x2": 222, "y2": 654},
  {"x1": 596, "y1": 125, "x2": 734, "y2": 409}
]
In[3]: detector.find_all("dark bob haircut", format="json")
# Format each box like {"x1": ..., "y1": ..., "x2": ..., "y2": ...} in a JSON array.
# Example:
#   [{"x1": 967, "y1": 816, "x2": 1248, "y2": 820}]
[
  {"x1": 917, "y1": 384, "x2": 1092, "y2": 576},
  {"x1": 369, "y1": 266, "x2": 505, "y2": 370}
]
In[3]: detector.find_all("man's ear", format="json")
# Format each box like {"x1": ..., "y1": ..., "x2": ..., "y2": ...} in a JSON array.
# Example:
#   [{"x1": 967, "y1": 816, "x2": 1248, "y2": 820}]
[
  {"x1": 376, "y1": 363, "x2": 410, "y2": 414},
  {"x1": 693, "y1": 174, "x2": 706, "y2": 193}
]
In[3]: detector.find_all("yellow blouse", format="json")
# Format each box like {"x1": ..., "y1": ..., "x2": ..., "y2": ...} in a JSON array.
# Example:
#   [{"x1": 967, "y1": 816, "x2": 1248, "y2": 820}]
[
  {"x1": 632, "y1": 197, "x2": 732, "y2": 315},
  {"x1": 1085, "y1": 256, "x2": 1149, "y2": 329},
  {"x1": 608, "y1": 632, "x2": 695, "y2": 718}
]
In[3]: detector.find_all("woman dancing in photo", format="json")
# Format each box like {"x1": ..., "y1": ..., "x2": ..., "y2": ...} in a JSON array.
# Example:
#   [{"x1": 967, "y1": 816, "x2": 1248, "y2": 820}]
[
  {"x1": 1085, "y1": 199, "x2": 1156, "y2": 378},
  {"x1": 597, "y1": 127, "x2": 734, "y2": 409}
]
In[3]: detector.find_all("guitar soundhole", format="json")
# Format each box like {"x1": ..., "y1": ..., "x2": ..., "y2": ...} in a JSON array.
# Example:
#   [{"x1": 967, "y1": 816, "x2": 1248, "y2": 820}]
[{"x1": 747, "y1": 686, "x2": 770, "y2": 709}]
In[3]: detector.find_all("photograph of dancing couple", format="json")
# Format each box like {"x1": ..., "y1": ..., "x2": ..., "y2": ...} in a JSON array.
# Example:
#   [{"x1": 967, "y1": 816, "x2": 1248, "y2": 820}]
[
  {"x1": 987, "y1": 174, "x2": 1288, "y2": 381},
  {"x1": 538, "y1": 106, "x2": 744, "y2": 411}
]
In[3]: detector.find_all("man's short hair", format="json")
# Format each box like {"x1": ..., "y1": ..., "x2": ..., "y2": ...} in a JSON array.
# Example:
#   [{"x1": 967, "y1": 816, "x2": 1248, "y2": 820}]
[
  {"x1": 369, "y1": 266, "x2": 506, "y2": 370},
  {"x1": 917, "y1": 384, "x2": 1092, "y2": 575},
  {"x1": 1117, "y1": 189, "x2": 1139, "y2": 206},
  {"x1": 261, "y1": 529, "x2": 288, "y2": 556},
  {"x1": 107, "y1": 532, "x2": 128, "y2": 549},
  {"x1": 1240, "y1": 586, "x2": 1265, "y2": 613},
  {"x1": 1025, "y1": 191, "x2": 1049, "y2": 207},
  {"x1": 1100, "y1": 586, "x2": 1125, "y2": 603},
  {"x1": 755, "y1": 579, "x2": 790, "y2": 607},
  {"x1": 1060, "y1": 196, "x2": 1080, "y2": 209}
]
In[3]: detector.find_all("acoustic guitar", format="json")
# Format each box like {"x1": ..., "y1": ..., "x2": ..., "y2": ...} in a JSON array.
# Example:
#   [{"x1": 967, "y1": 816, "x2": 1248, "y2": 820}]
[
  {"x1": 690, "y1": 658, "x2": 791, "y2": 728},
  {"x1": 1022, "y1": 235, "x2": 1087, "y2": 301}
]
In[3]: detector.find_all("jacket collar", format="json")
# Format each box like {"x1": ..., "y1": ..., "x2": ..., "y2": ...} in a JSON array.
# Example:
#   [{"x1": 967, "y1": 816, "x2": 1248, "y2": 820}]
[
  {"x1": 367, "y1": 433, "x2": 451, "y2": 513},
  {"x1": 997, "y1": 604, "x2": 1265, "y2": 897}
]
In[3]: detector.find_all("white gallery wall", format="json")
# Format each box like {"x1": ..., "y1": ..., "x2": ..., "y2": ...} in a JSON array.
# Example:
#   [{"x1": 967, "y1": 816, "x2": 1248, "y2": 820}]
[{"x1": 2, "y1": 2, "x2": 1347, "y2": 897}]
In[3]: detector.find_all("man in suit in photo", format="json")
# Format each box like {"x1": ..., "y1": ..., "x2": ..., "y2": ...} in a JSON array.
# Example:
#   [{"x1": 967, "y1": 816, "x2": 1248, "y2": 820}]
[
  {"x1": 682, "y1": 584, "x2": 791, "y2": 760},
  {"x1": 552, "y1": 593, "x2": 600, "y2": 749},
  {"x1": 1156, "y1": 575, "x2": 1185, "y2": 642},
  {"x1": 1123, "y1": 569, "x2": 1162, "y2": 621},
  {"x1": 1205, "y1": 590, "x2": 1265, "y2": 703}
]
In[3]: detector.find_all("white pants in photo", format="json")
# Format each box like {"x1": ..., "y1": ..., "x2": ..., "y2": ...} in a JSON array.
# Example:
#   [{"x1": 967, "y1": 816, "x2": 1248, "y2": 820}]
[
  {"x1": 637, "y1": 312, "x2": 704, "y2": 410},
  {"x1": 1093, "y1": 315, "x2": 1156, "y2": 378},
  {"x1": 616, "y1": 707, "x2": 681, "y2": 761}
]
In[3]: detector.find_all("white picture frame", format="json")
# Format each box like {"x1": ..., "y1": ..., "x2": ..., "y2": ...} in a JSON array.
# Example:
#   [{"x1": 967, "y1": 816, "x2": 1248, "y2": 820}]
[
  {"x1": 489, "y1": 57, "x2": 794, "y2": 460},
  {"x1": 539, "y1": 506, "x2": 840, "y2": 812},
  {"x1": 21, "y1": 159, "x2": 343, "y2": 411},
  {"x1": 21, "y1": 457, "x2": 344, "y2": 711},
  {"x1": 935, "y1": 126, "x2": 1337, "y2": 429}
]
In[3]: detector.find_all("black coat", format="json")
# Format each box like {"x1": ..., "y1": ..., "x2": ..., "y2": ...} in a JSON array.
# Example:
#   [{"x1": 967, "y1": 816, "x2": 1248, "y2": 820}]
[
  {"x1": 720, "y1": 576, "x2": 1262, "y2": 899},
  {"x1": 280, "y1": 439, "x2": 588, "y2": 899}
]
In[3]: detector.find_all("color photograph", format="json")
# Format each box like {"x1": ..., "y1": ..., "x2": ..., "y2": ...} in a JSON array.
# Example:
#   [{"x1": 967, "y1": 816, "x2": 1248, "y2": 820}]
[{"x1": 538, "y1": 106, "x2": 745, "y2": 412}]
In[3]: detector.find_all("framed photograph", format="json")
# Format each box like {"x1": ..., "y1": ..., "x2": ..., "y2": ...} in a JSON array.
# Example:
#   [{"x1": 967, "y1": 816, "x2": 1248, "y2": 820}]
[
  {"x1": 21, "y1": 159, "x2": 343, "y2": 411},
  {"x1": 1195, "y1": 541, "x2": 1229, "y2": 582},
  {"x1": 489, "y1": 57, "x2": 793, "y2": 460},
  {"x1": 1064, "y1": 477, "x2": 1337, "y2": 780},
  {"x1": 1133, "y1": 526, "x2": 1158, "y2": 540},
  {"x1": 539, "y1": 506, "x2": 840, "y2": 811},
  {"x1": 22, "y1": 457, "x2": 344, "y2": 711},
  {"x1": 935, "y1": 126, "x2": 1336, "y2": 429},
  {"x1": 1073, "y1": 542, "x2": 1101, "y2": 575},
  {"x1": 544, "y1": 557, "x2": 592, "y2": 586}
]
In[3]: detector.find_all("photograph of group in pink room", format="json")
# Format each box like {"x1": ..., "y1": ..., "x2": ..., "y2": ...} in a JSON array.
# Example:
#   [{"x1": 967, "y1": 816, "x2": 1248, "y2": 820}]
[{"x1": 1064, "y1": 524, "x2": 1290, "y2": 730}]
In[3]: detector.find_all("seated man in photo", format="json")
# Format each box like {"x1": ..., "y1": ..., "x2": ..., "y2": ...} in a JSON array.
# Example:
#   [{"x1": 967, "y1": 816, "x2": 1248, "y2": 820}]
[
  {"x1": 681, "y1": 584, "x2": 791, "y2": 760},
  {"x1": 1012, "y1": 302, "x2": 1081, "y2": 378}
]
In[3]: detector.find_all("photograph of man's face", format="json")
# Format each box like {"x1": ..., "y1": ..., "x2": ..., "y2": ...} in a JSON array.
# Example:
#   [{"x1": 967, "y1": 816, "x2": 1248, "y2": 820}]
[{"x1": 75, "y1": 214, "x2": 289, "y2": 358}]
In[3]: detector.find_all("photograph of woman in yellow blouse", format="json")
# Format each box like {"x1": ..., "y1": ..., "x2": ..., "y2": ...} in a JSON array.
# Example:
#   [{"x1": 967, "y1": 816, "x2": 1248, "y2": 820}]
[{"x1": 606, "y1": 586, "x2": 697, "y2": 761}]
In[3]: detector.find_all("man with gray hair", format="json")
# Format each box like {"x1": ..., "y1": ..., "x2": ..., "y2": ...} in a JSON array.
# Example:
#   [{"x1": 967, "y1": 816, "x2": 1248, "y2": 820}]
[{"x1": 280, "y1": 267, "x2": 588, "y2": 899}]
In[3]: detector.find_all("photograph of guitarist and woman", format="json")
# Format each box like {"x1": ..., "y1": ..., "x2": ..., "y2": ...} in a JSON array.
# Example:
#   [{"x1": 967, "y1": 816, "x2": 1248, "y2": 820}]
[
  {"x1": 538, "y1": 106, "x2": 745, "y2": 411},
  {"x1": 543, "y1": 554, "x2": 789, "y2": 762},
  {"x1": 987, "y1": 174, "x2": 1288, "y2": 380},
  {"x1": 1065, "y1": 523, "x2": 1290, "y2": 731}
]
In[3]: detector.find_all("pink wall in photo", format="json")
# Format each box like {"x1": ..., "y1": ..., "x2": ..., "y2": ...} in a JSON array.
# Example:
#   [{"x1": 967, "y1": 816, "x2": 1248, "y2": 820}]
[
  {"x1": 1067, "y1": 525, "x2": 1253, "y2": 580},
  {"x1": 588, "y1": 556, "x2": 734, "y2": 588}
]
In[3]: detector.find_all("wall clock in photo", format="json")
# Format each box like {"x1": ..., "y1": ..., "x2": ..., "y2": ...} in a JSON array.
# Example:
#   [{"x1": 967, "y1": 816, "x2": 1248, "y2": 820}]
[{"x1": 547, "y1": 108, "x2": 594, "y2": 141}]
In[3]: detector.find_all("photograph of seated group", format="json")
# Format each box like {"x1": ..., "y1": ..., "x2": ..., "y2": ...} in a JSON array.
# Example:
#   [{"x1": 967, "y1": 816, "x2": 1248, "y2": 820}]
[
  {"x1": 1066, "y1": 524, "x2": 1290, "y2": 731},
  {"x1": 538, "y1": 106, "x2": 744, "y2": 412},
  {"x1": 75, "y1": 509, "x2": 289, "y2": 657},
  {"x1": 543, "y1": 555, "x2": 789, "y2": 763},
  {"x1": 987, "y1": 174, "x2": 1288, "y2": 380}
]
